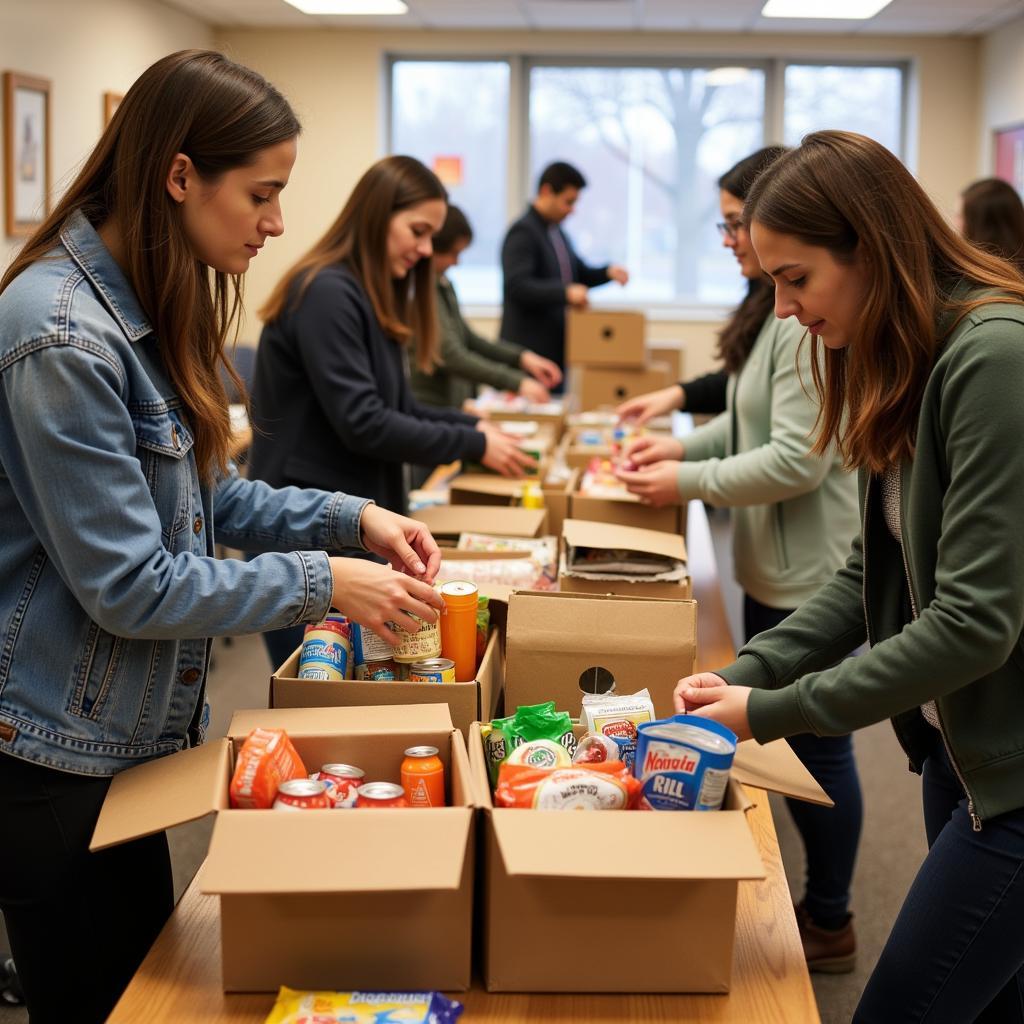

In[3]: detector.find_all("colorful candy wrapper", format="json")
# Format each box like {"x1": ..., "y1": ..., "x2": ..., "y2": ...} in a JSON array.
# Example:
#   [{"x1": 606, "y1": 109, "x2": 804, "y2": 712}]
[{"x1": 263, "y1": 986, "x2": 463, "y2": 1024}]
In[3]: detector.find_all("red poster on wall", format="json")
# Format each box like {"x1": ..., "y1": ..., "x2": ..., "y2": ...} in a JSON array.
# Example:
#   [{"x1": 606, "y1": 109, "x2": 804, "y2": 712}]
[{"x1": 994, "y1": 124, "x2": 1024, "y2": 196}]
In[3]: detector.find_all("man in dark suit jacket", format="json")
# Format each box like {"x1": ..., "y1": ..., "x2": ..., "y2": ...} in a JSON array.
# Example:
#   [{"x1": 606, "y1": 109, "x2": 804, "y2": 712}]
[{"x1": 500, "y1": 162, "x2": 629, "y2": 380}]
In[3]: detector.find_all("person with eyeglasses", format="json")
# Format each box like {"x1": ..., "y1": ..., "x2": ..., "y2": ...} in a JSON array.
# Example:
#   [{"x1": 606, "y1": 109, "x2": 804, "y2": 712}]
[{"x1": 616, "y1": 146, "x2": 865, "y2": 974}]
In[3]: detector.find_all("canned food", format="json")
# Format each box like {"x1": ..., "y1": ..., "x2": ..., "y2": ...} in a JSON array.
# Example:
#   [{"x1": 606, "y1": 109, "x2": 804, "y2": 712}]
[
  {"x1": 355, "y1": 782, "x2": 409, "y2": 808},
  {"x1": 298, "y1": 619, "x2": 351, "y2": 681},
  {"x1": 401, "y1": 745, "x2": 446, "y2": 807},
  {"x1": 272, "y1": 778, "x2": 333, "y2": 810},
  {"x1": 350, "y1": 622, "x2": 395, "y2": 667},
  {"x1": 633, "y1": 716, "x2": 737, "y2": 811},
  {"x1": 316, "y1": 763, "x2": 365, "y2": 808},
  {"x1": 408, "y1": 657, "x2": 456, "y2": 683},
  {"x1": 358, "y1": 658, "x2": 399, "y2": 681},
  {"x1": 390, "y1": 612, "x2": 441, "y2": 664}
]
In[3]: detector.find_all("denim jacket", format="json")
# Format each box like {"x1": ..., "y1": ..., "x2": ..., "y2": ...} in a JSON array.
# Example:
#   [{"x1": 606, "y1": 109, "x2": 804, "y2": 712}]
[{"x1": 0, "y1": 211, "x2": 370, "y2": 776}]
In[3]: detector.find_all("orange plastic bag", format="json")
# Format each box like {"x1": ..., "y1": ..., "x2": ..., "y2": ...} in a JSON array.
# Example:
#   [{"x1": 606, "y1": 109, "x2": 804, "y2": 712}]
[
  {"x1": 494, "y1": 760, "x2": 642, "y2": 811},
  {"x1": 229, "y1": 728, "x2": 308, "y2": 809}
]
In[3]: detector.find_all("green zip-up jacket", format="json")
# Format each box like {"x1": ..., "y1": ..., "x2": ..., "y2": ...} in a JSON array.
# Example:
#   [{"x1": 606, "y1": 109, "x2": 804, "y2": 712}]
[
  {"x1": 410, "y1": 276, "x2": 526, "y2": 409},
  {"x1": 718, "y1": 299, "x2": 1024, "y2": 824},
  {"x1": 677, "y1": 312, "x2": 859, "y2": 609}
]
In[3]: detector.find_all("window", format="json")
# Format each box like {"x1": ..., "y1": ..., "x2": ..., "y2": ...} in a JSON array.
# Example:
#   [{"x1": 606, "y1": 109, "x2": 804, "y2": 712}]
[
  {"x1": 390, "y1": 60, "x2": 510, "y2": 302},
  {"x1": 530, "y1": 64, "x2": 765, "y2": 305},
  {"x1": 783, "y1": 64, "x2": 904, "y2": 155}
]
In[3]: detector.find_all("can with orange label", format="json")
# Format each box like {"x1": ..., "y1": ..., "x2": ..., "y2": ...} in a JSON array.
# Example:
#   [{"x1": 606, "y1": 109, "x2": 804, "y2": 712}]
[
  {"x1": 401, "y1": 745, "x2": 446, "y2": 807},
  {"x1": 355, "y1": 782, "x2": 409, "y2": 808},
  {"x1": 272, "y1": 778, "x2": 332, "y2": 810}
]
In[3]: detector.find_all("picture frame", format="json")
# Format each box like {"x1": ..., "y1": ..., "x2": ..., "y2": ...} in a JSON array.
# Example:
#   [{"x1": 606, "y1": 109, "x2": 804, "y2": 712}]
[
  {"x1": 993, "y1": 122, "x2": 1024, "y2": 197},
  {"x1": 103, "y1": 90, "x2": 123, "y2": 127},
  {"x1": 3, "y1": 70, "x2": 51, "y2": 238}
]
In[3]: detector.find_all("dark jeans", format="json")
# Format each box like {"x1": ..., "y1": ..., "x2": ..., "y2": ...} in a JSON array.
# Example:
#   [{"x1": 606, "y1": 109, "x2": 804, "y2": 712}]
[
  {"x1": 0, "y1": 753, "x2": 173, "y2": 1024},
  {"x1": 744, "y1": 593, "x2": 863, "y2": 929},
  {"x1": 854, "y1": 736, "x2": 1024, "y2": 1022}
]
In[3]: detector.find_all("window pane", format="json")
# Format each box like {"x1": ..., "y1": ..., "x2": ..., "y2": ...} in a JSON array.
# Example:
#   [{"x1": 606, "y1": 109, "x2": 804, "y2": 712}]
[
  {"x1": 784, "y1": 65, "x2": 903, "y2": 155},
  {"x1": 391, "y1": 60, "x2": 509, "y2": 303},
  {"x1": 529, "y1": 65, "x2": 765, "y2": 305}
]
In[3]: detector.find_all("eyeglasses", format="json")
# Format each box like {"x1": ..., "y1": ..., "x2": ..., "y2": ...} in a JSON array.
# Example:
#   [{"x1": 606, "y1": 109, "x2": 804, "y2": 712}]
[{"x1": 716, "y1": 220, "x2": 744, "y2": 240}]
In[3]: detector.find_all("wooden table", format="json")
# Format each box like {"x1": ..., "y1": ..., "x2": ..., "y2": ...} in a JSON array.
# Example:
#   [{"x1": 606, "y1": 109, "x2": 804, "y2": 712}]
[{"x1": 108, "y1": 500, "x2": 819, "y2": 1023}]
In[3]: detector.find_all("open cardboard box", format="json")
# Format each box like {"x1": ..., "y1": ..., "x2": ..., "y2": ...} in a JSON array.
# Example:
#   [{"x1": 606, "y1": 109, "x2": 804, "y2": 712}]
[
  {"x1": 468, "y1": 721, "x2": 830, "y2": 993},
  {"x1": 559, "y1": 518, "x2": 692, "y2": 600},
  {"x1": 447, "y1": 468, "x2": 579, "y2": 540},
  {"x1": 90, "y1": 704, "x2": 476, "y2": 992},
  {"x1": 570, "y1": 477, "x2": 687, "y2": 537},
  {"x1": 503, "y1": 589, "x2": 696, "y2": 720},
  {"x1": 412, "y1": 503, "x2": 548, "y2": 542},
  {"x1": 271, "y1": 601, "x2": 508, "y2": 737},
  {"x1": 566, "y1": 308, "x2": 646, "y2": 368}
]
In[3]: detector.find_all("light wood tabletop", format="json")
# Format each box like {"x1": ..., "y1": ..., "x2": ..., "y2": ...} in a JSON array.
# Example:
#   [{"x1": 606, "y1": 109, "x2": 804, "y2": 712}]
[{"x1": 107, "y1": 500, "x2": 819, "y2": 1024}]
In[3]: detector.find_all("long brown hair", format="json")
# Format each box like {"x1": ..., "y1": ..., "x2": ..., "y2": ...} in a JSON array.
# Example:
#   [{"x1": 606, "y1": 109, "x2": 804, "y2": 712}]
[
  {"x1": 261, "y1": 155, "x2": 446, "y2": 372},
  {"x1": 0, "y1": 49, "x2": 299, "y2": 481},
  {"x1": 716, "y1": 146, "x2": 787, "y2": 373},
  {"x1": 961, "y1": 177, "x2": 1024, "y2": 272},
  {"x1": 744, "y1": 130, "x2": 1024, "y2": 474}
]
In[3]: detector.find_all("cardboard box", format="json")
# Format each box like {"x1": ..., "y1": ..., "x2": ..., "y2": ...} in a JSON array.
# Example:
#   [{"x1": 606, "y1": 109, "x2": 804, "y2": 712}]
[
  {"x1": 271, "y1": 604, "x2": 507, "y2": 737},
  {"x1": 649, "y1": 341, "x2": 683, "y2": 380},
  {"x1": 570, "y1": 487, "x2": 688, "y2": 538},
  {"x1": 469, "y1": 722, "x2": 830, "y2": 993},
  {"x1": 559, "y1": 518, "x2": 691, "y2": 600},
  {"x1": 561, "y1": 424, "x2": 674, "y2": 471},
  {"x1": 503, "y1": 590, "x2": 695, "y2": 720},
  {"x1": 446, "y1": 470, "x2": 578, "y2": 538},
  {"x1": 91, "y1": 704, "x2": 476, "y2": 992},
  {"x1": 412, "y1": 503, "x2": 548, "y2": 540},
  {"x1": 567, "y1": 308, "x2": 646, "y2": 368},
  {"x1": 576, "y1": 360, "x2": 674, "y2": 411}
]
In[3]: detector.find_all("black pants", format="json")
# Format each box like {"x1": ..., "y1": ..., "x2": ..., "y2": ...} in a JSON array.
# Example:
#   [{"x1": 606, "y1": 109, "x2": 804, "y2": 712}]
[
  {"x1": 744, "y1": 593, "x2": 864, "y2": 929},
  {"x1": 0, "y1": 753, "x2": 173, "y2": 1024}
]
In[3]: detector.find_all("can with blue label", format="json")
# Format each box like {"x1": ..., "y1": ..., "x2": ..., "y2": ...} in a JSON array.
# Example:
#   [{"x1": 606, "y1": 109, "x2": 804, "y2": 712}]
[
  {"x1": 297, "y1": 619, "x2": 351, "y2": 681},
  {"x1": 633, "y1": 716, "x2": 737, "y2": 811}
]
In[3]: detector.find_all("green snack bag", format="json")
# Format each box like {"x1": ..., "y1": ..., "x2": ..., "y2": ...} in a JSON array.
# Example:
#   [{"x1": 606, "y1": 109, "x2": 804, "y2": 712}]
[
  {"x1": 484, "y1": 713, "x2": 517, "y2": 789},
  {"x1": 485, "y1": 702, "x2": 578, "y2": 789}
]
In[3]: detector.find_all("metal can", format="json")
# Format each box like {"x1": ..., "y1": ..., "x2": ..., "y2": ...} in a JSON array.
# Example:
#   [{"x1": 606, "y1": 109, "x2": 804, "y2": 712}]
[
  {"x1": 355, "y1": 782, "x2": 409, "y2": 808},
  {"x1": 316, "y1": 763, "x2": 365, "y2": 808},
  {"x1": 408, "y1": 657, "x2": 456, "y2": 683},
  {"x1": 401, "y1": 745, "x2": 446, "y2": 807},
  {"x1": 633, "y1": 716, "x2": 737, "y2": 811},
  {"x1": 390, "y1": 612, "x2": 442, "y2": 665},
  {"x1": 359, "y1": 658, "x2": 399, "y2": 681},
  {"x1": 272, "y1": 778, "x2": 333, "y2": 811},
  {"x1": 297, "y1": 619, "x2": 351, "y2": 681}
]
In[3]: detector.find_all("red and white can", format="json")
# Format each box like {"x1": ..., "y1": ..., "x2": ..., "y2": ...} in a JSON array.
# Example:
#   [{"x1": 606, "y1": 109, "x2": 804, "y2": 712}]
[
  {"x1": 315, "y1": 763, "x2": 365, "y2": 808},
  {"x1": 272, "y1": 778, "x2": 332, "y2": 810}
]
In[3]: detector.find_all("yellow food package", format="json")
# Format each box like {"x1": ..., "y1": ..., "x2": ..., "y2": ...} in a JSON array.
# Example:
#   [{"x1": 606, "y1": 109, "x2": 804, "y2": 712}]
[{"x1": 264, "y1": 986, "x2": 464, "y2": 1023}]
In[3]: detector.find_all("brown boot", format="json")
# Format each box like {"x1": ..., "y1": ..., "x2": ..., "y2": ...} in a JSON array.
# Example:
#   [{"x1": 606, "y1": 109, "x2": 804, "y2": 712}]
[{"x1": 794, "y1": 902, "x2": 857, "y2": 974}]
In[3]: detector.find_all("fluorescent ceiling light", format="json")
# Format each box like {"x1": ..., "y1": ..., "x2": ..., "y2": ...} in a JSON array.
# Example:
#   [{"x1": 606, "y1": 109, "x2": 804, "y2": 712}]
[
  {"x1": 761, "y1": 0, "x2": 893, "y2": 18},
  {"x1": 283, "y1": 0, "x2": 408, "y2": 14},
  {"x1": 706, "y1": 67, "x2": 753, "y2": 86}
]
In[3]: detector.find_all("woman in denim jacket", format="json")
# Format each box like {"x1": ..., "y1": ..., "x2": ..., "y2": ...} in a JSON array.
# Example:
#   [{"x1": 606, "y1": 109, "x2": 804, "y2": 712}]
[{"x1": 0, "y1": 51, "x2": 444, "y2": 1024}]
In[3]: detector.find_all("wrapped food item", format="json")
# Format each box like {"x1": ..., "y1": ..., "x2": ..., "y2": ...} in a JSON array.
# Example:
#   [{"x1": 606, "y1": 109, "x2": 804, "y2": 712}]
[
  {"x1": 484, "y1": 701, "x2": 576, "y2": 788},
  {"x1": 264, "y1": 986, "x2": 463, "y2": 1024},
  {"x1": 572, "y1": 732, "x2": 621, "y2": 765},
  {"x1": 507, "y1": 738, "x2": 572, "y2": 770},
  {"x1": 582, "y1": 688, "x2": 656, "y2": 743},
  {"x1": 229, "y1": 728, "x2": 307, "y2": 809},
  {"x1": 495, "y1": 761, "x2": 642, "y2": 811}
]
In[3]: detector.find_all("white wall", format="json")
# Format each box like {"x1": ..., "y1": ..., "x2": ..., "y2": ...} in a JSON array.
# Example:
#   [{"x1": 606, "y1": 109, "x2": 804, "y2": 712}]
[
  {"x1": 217, "y1": 27, "x2": 980, "y2": 374},
  {"x1": 0, "y1": 0, "x2": 213, "y2": 272},
  {"x1": 978, "y1": 13, "x2": 1024, "y2": 176}
]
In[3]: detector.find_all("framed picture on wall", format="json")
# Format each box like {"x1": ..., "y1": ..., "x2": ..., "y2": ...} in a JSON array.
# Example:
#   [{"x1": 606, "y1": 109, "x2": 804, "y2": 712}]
[
  {"x1": 994, "y1": 123, "x2": 1024, "y2": 197},
  {"x1": 103, "y1": 91, "x2": 123, "y2": 127},
  {"x1": 3, "y1": 71, "x2": 51, "y2": 238}
]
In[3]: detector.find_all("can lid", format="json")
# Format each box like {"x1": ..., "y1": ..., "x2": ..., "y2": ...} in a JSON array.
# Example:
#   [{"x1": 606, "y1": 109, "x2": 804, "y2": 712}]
[
  {"x1": 357, "y1": 782, "x2": 405, "y2": 800},
  {"x1": 440, "y1": 580, "x2": 479, "y2": 606},
  {"x1": 320, "y1": 763, "x2": 365, "y2": 779},
  {"x1": 409, "y1": 658, "x2": 455, "y2": 671},
  {"x1": 277, "y1": 779, "x2": 328, "y2": 797},
  {"x1": 404, "y1": 745, "x2": 440, "y2": 758},
  {"x1": 303, "y1": 619, "x2": 351, "y2": 639}
]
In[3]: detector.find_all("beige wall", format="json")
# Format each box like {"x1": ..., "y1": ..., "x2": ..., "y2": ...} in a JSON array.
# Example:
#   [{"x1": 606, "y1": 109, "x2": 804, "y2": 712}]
[
  {"x1": 0, "y1": 0, "x2": 212, "y2": 272},
  {"x1": 978, "y1": 13, "x2": 1024, "y2": 176},
  {"x1": 218, "y1": 27, "x2": 980, "y2": 372}
]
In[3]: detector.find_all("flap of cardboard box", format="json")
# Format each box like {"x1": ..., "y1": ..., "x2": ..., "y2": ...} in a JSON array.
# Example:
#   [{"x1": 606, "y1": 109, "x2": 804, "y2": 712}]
[
  {"x1": 563, "y1": 518, "x2": 688, "y2": 565},
  {"x1": 90, "y1": 738, "x2": 231, "y2": 851},
  {"x1": 731, "y1": 738, "x2": 832, "y2": 806},
  {"x1": 450, "y1": 475, "x2": 526, "y2": 499},
  {"x1": 413, "y1": 505, "x2": 546, "y2": 538},
  {"x1": 490, "y1": 808, "x2": 765, "y2": 881},
  {"x1": 228, "y1": 704, "x2": 455, "y2": 739},
  {"x1": 200, "y1": 807, "x2": 473, "y2": 894}
]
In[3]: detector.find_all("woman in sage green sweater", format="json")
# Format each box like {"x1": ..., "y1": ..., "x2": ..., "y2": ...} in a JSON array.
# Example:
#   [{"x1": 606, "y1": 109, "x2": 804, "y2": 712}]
[
  {"x1": 410, "y1": 205, "x2": 561, "y2": 411},
  {"x1": 619, "y1": 147, "x2": 863, "y2": 973},
  {"x1": 679, "y1": 131, "x2": 1024, "y2": 1023}
]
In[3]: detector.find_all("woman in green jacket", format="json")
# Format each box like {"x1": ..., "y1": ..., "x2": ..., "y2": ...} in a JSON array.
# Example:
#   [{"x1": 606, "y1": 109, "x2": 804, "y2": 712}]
[
  {"x1": 679, "y1": 131, "x2": 1024, "y2": 1023},
  {"x1": 619, "y1": 147, "x2": 863, "y2": 973},
  {"x1": 410, "y1": 205, "x2": 562, "y2": 410}
]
